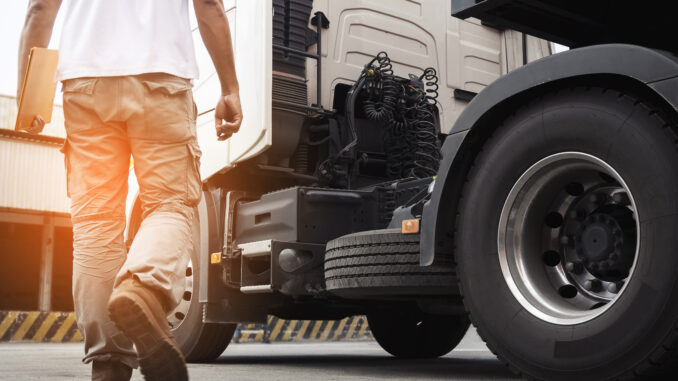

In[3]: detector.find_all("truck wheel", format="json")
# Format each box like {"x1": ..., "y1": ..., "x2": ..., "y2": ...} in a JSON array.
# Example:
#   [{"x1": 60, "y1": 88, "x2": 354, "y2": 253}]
[
  {"x1": 128, "y1": 205, "x2": 236, "y2": 362},
  {"x1": 168, "y1": 208, "x2": 236, "y2": 362},
  {"x1": 455, "y1": 88, "x2": 678, "y2": 380},
  {"x1": 324, "y1": 229, "x2": 455, "y2": 297},
  {"x1": 368, "y1": 308, "x2": 470, "y2": 358}
]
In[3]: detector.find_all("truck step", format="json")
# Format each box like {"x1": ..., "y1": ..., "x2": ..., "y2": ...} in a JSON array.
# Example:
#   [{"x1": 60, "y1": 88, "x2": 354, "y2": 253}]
[
  {"x1": 233, "y1": 239, "x2": 326, "y2": 296},
  {"x1": 237, "y1": 240, "x2": 273, "y2": 293},
  {"x1": 240, "y1": 285, "x2": 273, "y2": 294}
]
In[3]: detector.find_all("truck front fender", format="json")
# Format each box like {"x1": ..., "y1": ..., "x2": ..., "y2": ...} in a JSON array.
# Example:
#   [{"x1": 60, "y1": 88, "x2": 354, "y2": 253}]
[{"x1": 422, "y1": 43, "x2": 678, "y2": 266}]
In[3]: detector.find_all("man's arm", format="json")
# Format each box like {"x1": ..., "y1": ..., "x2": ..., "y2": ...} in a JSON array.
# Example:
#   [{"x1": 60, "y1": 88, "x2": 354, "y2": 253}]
[
  {"x1": 17, "y1": 0, "x2": 61, "y2": 134},
  {"x1": 194, "y1": 0, "x2": 243, "y2": 141}
]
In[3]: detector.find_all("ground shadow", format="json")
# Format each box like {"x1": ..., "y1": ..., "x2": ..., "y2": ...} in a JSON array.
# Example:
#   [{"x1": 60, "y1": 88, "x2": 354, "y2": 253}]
[{"x1": 211, "y1": 350, "x2": 518, "y2": 380}]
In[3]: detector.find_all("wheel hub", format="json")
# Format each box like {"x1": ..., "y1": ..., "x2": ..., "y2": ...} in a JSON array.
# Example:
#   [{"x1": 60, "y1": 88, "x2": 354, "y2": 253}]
[
  {"x1": 572, "y1": 204, "x2": 635, "y2": 281},
  {"x1": 576, "y1": 213, "x2": 620, "y2": 268},
  {"x1": 498, "y1": 152, "x2": 639, "y2": 325}
]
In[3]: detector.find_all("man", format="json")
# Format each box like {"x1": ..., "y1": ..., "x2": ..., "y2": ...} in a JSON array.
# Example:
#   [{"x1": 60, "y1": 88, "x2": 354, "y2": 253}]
[{"x1": 18, "y1": 0, "x2": 242, "y2": 380}]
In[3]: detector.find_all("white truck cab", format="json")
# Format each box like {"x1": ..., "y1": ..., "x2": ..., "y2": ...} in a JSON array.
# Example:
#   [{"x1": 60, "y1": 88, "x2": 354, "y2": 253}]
[{"x1": 191, "y1": 0, "x2": 551, "y2": 178}]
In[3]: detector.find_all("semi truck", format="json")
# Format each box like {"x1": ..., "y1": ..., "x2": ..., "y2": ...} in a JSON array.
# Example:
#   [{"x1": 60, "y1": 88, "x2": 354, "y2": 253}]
[
  {"x1": 126, "y1": 0, "x2": 678, "y2": 379},
  {"x1": 126, "y1": 0, "x2": 545, "y2": 362}
]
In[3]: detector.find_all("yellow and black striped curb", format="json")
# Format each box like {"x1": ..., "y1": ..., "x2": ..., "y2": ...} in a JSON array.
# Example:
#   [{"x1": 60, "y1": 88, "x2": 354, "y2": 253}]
[
  {"x1": 0, "y1": 311, "x2": 82, "y2": 343},
  {"x1": 234, "y1": 315, "x2": 373, "y2": 343},
  {"x1": 1, "y1": 311, "x2": 372, "y2": 343}
]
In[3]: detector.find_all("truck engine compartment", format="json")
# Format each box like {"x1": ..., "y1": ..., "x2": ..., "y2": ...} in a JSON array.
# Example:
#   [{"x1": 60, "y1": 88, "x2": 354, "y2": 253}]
[{"x1": 220, "y1": 52, "x2": 450, "y2": 309}]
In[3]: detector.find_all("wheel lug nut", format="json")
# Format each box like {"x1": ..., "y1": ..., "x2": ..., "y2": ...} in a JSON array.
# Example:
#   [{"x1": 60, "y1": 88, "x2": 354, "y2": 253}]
[
  {"x1": 608, "y1": 281, "x2": 623, "y2": 294},
  {"x1": 565, "y1": 261, "x2": 584, "y2": 274},
  {"x1": 560, "y1": 235, "x2": 573, "y2": 247},
  {"x1": 613, "y1": 192, "x2": 630, "y2": 206},
  {"x1": 584, "y1": 279, "x2": 602, "y2": 292},
  {"x1": 545, "y1": 212, "x2": 564, "y2": 228},
  {"x1": 542, "y1": 251, "x2": 561, "y2": 267}
]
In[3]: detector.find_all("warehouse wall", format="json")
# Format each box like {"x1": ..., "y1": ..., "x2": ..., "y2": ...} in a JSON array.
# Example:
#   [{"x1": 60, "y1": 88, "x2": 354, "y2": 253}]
[
  {"x1": 0, "y1": 137, "x2": 69, "y2": 213},
  {"x1": 0, "y1": 95, "x2": 72, "y2": 312}
]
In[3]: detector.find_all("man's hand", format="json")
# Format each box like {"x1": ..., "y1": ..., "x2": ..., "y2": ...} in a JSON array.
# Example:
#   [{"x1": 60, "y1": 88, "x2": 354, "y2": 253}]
[
  {"x1": 215, "y1": 93, "x2": 242, "y2": 141},
  {"x1": 194, "y1": 0, "x2": 242, "y2": 141},
  {"x1": 26, "y1": 115, "x2": 46, "y2": 134}
]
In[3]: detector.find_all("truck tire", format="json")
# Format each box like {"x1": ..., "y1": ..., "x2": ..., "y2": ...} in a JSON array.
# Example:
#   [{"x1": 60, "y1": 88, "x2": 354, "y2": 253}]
[
  {"x1": 367, "y1": 308, "x2": 470, "y2": 358},
  {"x1": 455, "y1": 87, "x2": 678, "y2": 380},
  {"x1": 324, "y1": 229, "x2": 455, "y2": 297},
  {"x1": 168, "y1": 208, "x2": 236, "y2": 362}
]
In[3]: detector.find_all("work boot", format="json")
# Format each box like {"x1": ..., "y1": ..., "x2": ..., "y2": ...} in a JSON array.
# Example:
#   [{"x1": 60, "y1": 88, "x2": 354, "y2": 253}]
[
  {"x1": 108, "y1": 278, "x2": 188, "y2": 381},
  {"x1": 92, "y1": 360, "x2": 133, "y2": 381}
]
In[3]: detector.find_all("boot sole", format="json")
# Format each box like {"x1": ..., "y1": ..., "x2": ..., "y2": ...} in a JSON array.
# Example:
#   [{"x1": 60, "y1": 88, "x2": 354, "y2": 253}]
[{"x1": 108, "y1": 293, "x2": 188, "y2": 381}]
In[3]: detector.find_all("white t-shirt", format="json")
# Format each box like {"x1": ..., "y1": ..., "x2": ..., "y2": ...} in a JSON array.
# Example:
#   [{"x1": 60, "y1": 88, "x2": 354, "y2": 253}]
[{"x1": 56, "y1": 0, "x2": 199, "y2": 81}]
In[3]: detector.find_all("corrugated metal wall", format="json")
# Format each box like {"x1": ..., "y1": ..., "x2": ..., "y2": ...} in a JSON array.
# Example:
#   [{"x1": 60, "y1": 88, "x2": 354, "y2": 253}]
[
  {"x1": 0, "y1": 95, "x2": 69, "y2": 213},
  {"x1": 0, "y1": 137, "x2": 69, "y2": 213}
]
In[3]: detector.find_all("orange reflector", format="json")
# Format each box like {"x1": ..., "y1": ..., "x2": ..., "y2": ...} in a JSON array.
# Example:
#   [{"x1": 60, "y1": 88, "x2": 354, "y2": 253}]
[
  {"x1": 401, "y1": 219, "x2": 420, "y2": 234},
  {"x1": 210, "y1": 253, "x2": 222, "y2": 264}
]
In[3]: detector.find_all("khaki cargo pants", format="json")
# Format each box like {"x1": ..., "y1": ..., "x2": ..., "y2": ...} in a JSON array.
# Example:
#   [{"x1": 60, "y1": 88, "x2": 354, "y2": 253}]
[{"x1": 61, "y1": 73, "x2": 202, "y2": 367}]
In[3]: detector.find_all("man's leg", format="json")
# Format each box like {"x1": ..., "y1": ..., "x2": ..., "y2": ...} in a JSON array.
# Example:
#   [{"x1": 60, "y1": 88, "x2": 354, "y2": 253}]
[
  {"x1": 61, "y1": 77, "x2": 137, "y2": 378},
  {"x1": 108, "y1": 73, "x2": 200, "y2": 381}
]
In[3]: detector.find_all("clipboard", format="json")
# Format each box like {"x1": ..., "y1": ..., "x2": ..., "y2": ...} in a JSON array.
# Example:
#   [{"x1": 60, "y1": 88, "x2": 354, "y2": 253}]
[{"x1": 15, "y1": 48, "x2": 58, "y2": 131}]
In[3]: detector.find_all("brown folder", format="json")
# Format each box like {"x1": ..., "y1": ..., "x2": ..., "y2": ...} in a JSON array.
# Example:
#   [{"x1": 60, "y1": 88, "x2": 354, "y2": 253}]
[{"x1": 15, "y1": 48, "x2": 59, "y2": 131}]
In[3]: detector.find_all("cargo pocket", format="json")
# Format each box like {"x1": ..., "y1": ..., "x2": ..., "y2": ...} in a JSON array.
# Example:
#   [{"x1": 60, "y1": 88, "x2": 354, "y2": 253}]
[
  {"x1": 62, "y1": 78, "x2": 97, "y2": 95},
  {"x1": 62, "y1": 78, "x2": 98, "y2": 133},
  {"x1": 187, "y1": 141, "x2": 203, "y2": 205},
  {"x1": 59, "y1": 139, "x2": 71, "y2": 198},
  {"x1": 140, "y1": 76, "x2": 194, "y2": 141}
]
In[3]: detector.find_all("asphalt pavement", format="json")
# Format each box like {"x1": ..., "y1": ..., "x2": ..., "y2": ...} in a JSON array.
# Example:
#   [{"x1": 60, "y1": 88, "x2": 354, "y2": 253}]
[{"x1": 0, "y1": 328, "x2": 519, "y2": 380}]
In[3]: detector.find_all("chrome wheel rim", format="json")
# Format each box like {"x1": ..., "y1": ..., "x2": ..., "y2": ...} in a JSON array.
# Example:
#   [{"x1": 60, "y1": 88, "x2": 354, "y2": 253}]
[
  {"x1": 167, "y1": 259, "x2": 193, "y2": 330},
  {"x1": 498, "y1": 152, "x2": 639, "y2": 325}
]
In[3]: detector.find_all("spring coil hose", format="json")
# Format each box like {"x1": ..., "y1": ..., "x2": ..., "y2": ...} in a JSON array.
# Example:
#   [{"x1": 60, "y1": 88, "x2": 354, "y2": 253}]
[
  {"x1": 401, "y1": 67, "x2": 441, "y2": 178},
  {"x1": 358, "y1": 52, "x2": 441, "y2": 179},
  {"x1": 363, "y1": 52, "x2": 399, "y2": 123},
  {"x1": 407, "y1": 105, "x2": 440, "y2": 178},
  {"x1": 421, "y1": 67, "x2": 439, "y2": 104}
]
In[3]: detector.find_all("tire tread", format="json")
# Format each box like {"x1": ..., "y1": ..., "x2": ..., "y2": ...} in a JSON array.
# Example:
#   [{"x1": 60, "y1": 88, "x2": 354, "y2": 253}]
[{"x1": 324, "y1": 229, "x2": 456, "y2": 295}]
